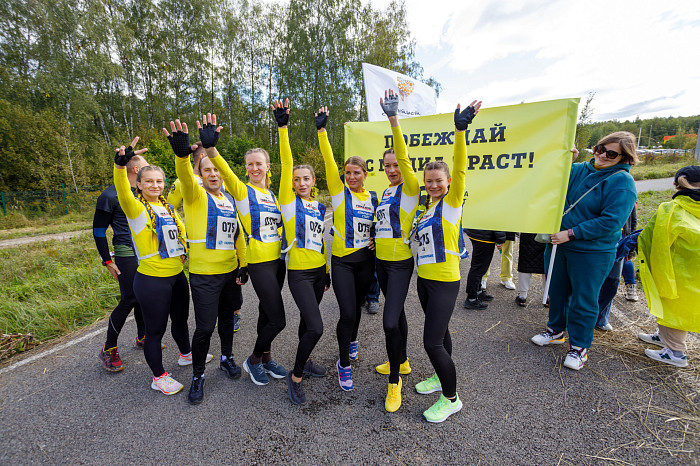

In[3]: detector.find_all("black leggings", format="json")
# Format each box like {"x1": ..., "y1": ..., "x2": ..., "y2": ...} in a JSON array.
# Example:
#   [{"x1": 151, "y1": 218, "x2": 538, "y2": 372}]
[
  {"x1": 248, "y1": 259, "x2": 286, "y2": 358},
  {"x1": 466, "y1": 239, "x2": 496, "y2": 298},
  {"x1": 332, "y1": 248, "x2": 375, "y2": 367},
  {"x1": 417, "y1": 277, "x2": 459, "y2": 398},
  {"x1": 287, "y1": 266, "x2": 326, "y2": 378},
  {"x1": 105, "y1": 255, "x2": 146, "y2": 348},
  {"x1": 376, "y1": 257, "x2": 413, "y2": 384},
  {"x1": 190, "y1": 270, "x2": 243, "y2": 377},
  {"x1": 132, "y1": 271, "x2": 191, "y2": 377}
]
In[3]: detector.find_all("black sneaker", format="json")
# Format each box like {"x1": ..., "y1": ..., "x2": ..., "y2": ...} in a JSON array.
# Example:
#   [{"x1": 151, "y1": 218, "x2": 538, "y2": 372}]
[
  {"x1": 286, "y1": 372, "x2": 307, "y2": 405},
  {"x1": 303, "y1": 359, "x2": 326, "y2": 377},
  {"x1": 220, "y1": 356, "x2": 242, "y2": 379},
  {"x1": 463, "y1": 298, "x2": 488, "y2": 310},
  {"x1": 477, "y1": 291, "x2": 494, "y2": 302},
  {"x1": 187, "y1": 376, "x2": 205, "y2": 405},
  {"x1": 515, "y1": 296, "x2": 527, "y2": 307}
]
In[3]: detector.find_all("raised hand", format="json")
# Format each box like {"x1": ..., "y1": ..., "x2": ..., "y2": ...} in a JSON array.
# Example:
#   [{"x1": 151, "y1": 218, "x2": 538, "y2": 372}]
[
  {"x1": 454, "y1": 100, "x2": 482, "y2": 131},
  {"x1": 114, "y1": 136, "x2": 148, "y2": 166},
  {"x1": 380, "y1": 89, "x2": 399, "y2": 117},
  {"x1": 271, "y1": 99, "x2": 290, "y2": 128},
  {"x1": 315, "y1": 106, "x2": 329, "y2": 130},
  {"x1": 197, "y1": 113, "x2": 223, "y2": 148},
  {"x1": 163, "y1": 120, "x2": 195, "y2": 158}
]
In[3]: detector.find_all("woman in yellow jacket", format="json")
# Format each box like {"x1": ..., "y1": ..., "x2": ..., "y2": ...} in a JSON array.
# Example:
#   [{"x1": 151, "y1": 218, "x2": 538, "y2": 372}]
[
  {"x1": 316, "y1": 106, "x2": 378, "y2": 391},
  {"x1": 113, "y1": 137, "x2": 191, "y2": 396},
  {"x1": 637, "y1": 166, "x2": 700, "y2": 367},
  {"x1": 371, "y1": 90, "x2": 420, "y2": 412},
  {"x1": 206, "y1": 128, "x2": 287, "y2": 386},
  {"x1": 413, "y1": 101, "x2": 481, "y2": 423},
  {"x1": 272, "y1": 100, "x2": 330, "y2": 405}
]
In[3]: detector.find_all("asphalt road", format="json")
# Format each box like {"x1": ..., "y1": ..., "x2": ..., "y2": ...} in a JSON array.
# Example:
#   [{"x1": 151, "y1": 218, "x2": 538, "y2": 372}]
[{"x1": 1, "y1": 234, "x2": 696, "y2": 465}]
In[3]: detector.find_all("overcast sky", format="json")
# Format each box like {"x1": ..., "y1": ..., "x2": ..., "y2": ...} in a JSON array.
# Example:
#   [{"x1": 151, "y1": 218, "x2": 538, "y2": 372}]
[{"x1": 368, "y1": 0, "x2": 700, "y2": 122}]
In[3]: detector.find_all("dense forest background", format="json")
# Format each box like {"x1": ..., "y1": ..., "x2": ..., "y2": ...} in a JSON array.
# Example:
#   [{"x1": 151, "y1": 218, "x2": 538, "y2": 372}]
[{"x1": 0, "y1": 0, "x2": 697, "y2": 193}]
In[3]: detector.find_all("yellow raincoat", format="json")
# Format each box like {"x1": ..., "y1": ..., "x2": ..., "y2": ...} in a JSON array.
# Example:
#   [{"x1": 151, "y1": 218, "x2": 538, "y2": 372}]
[{"x1": 638, "y1": 195, "x2": 700, "y2": 332}]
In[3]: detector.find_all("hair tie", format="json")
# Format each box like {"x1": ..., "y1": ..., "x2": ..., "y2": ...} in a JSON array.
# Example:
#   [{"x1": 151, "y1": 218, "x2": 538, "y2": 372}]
[{"x1": 310, "y1": 186, "x2": 319, "y2": 199}]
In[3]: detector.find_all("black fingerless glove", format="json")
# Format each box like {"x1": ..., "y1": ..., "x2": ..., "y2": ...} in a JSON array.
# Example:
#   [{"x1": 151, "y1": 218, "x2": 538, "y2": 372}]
[
  {"x1": 380, "y1": 93, "x2": 399, "y2": 117},
  {"x1": 324, "y1": 272, "x2": 331, "y2": 288},
  {"x1": 237, "y1": 266, "x2": 249, "y2": 284},
  {"x1": 454, "y1": 105, "x2": 477, "y2": 131},
  {"x1": 273, "y1": 105, "x2": 289, "y2": 128},
  {"x1": 315, "y1": 111, "x2": 328, "y2": 130},
  {"x1": 167, "y1": 130, "x2": 193, "y2": 158},
  {"x1": 199, "y1": 123, "x2": 220, "y2": 149},
  {"x1": 114, "y1": 145, "x2": 136, "y2": 166}
]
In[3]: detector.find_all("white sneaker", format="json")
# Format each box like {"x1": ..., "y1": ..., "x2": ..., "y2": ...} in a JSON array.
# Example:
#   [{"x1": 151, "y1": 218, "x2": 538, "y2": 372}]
[
  {"x1": 596, "y1": 323, "x2": 613, "y2": 331},
  {"x1": 625, "y1": 284, "x2": 639, "y2": 301},
  {"x1": 500, "y1": 279, "x2": 516, "y2": 290},
  {"x1": 480, "y1": 279, "x2": 487, "y2": 291},
  {"x1": 531, "y1": 328, "x2": 566, "y2": 346},
  {"x1": 638, "y1": 331, "x2": 666, "y2": 348},
  {"x1": 178, "y1": 352, "x2": 214, "y2": 366},
  {"x1": 151, "y1": 372, "x2": 184, "y2": 395},
  {"x1": 645, "y1": 348, "x2": 688, "y2": 368},
  {"x1": 563, "y1": 346, "x2": 588, "y2": 370}
]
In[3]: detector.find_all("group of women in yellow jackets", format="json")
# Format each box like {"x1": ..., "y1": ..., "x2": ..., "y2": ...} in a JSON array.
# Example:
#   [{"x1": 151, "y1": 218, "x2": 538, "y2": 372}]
[{"x1": 111, "y1": 91, "x2": 481, "y2": 423}]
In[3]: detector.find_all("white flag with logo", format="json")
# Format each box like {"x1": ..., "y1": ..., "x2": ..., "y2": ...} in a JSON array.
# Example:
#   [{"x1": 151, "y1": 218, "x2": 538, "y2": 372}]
[{"x1": 362, "y1": 63, "x2": 437, "y2": 122}]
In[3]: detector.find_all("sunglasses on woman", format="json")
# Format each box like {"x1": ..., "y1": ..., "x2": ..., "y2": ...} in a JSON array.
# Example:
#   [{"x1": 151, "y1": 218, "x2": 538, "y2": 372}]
[{"x1": 594, "y1": 144, "x2": 622, "y2": 159}]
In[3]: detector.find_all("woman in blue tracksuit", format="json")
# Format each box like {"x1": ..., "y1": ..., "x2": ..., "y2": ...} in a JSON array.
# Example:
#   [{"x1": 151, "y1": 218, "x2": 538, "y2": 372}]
[{"x1": 531, "y1": 131, "x2": 637, "y2": 371}]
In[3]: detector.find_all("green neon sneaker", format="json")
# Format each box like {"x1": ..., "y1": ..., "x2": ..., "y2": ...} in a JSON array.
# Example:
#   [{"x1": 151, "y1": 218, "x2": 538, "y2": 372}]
[
  {"x1": 415, "y1": 373, "x2": 442, "y2": 394},
  {"x1": 423, "y1": 394, "x2": 462, "y2": 423}
]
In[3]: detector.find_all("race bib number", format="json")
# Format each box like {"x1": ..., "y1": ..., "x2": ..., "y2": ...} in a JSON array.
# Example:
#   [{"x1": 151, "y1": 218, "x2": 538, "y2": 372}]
[
  {"x1": 162, "y1": 223, "x2": 185, "y2": 257},
  {"x1": 352, "y1": 217, "x2": 372, "y2": 247},
  {"x1": 304, "y1": 217, "x2": 324, "y2": 252},
  {"x1": 375, "y1": 203, "x2": 393, "y2": 239},
  {"x1": 415, "y1": 210, "x2": 436, "y2": 266},
  {"x1": 260, "y1": 211, "x2": 281, "y2": 243},
  {"x1": 215, "y1": 217, "x2": 237, "y2": 249}
]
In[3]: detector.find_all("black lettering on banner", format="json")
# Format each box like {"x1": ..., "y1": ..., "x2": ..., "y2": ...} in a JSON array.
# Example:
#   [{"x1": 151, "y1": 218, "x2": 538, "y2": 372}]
[
  {"x1": 512, "y1": 152, "x2": 527, "y2": 168},
  {"x1": 366, "y1": 159, "x2": 374, "y2": 171},
  {"x1": 417, "y1": 157, "x2": 434, "y2": 171},
  {"x1": 379, "y1": 158, "x2": 385, "y2": 172},
  {"x1": 384, "y1": 135, "x2": 393, "y2": 148},
  {"x1": 479, "y1": 154, "x2": 495, "y2": 170},
  {"x1": 464, "y1": 129, "x2": 470, "y2": 145},
  {"x1": 409, "y1": 157, "x2": 417, "y2": 172},
  {"x1": 496, "y1": 154, "x2": 510, "y2": 169},
  {"x1": 467, "y1": 155, "x2": 480, "y2": 171},
  {"x1": 409, "y1": 133, "x2": 421, "y2": 147},
  {"x1": 436, "y1": 156, "x2": 444, "y2": 162},
  {"x1": 168, "y1": 229, "x2": 177, "y2": 240},
  {"x1": 434, "y1": 131, "x2": 454, "y2": 145},
  {"x1": 422, "y1": 133, "x2": 432, "y2": 146},
  {"x1": 489, "y1": 124, "x2": 506, "y2": 142},
  {"x1": 472, "y1": 128, "x2": 487, "y2": 144},
  {"x1": 528, "y1": 152, "x2": 534, "y2": 168}
]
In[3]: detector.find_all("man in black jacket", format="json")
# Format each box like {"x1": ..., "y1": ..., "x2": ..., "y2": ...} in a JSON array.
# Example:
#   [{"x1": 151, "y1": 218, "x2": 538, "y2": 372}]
[{"x1": 463, "y1": 229, "x2": 514, "y2": 309}]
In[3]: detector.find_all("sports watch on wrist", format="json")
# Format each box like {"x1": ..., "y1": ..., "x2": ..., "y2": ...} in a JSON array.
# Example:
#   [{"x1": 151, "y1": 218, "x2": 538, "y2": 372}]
[
  {"x1": 567, "y1": 228, "x2": 575, "y2": 239},
  {"x1": 102, "y1": 259, "x2": 113, "y2": 266}
]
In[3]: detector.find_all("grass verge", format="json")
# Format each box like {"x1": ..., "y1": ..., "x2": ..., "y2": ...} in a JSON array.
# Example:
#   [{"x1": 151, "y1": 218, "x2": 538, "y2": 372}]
[
  {"x1": 0, "y1": 231, "x2": 117, "y2": 358},
  {"x1": 631, "y1": 158, "x2": 696, "y2": 181},
  {"x1": 636, "y1": 189, "x2": 674, "y2": 228}
]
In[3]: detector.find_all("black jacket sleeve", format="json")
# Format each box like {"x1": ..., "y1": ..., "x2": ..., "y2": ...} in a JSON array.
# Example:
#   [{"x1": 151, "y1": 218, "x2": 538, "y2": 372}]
[{"x1": 93, "y1": 209, "x2": 112, "y2": 263}]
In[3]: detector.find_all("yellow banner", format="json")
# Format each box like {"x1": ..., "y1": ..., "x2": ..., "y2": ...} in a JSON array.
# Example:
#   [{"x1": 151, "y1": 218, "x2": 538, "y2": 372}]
[{"x1": 344, "y1": 98, "x2": 579, "y2": 234}]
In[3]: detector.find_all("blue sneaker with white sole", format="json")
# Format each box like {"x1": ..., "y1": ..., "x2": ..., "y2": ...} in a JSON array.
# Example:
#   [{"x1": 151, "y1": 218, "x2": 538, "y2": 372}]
[{"x1": 243, "y1": 357, "x2": 269, "y2": 386}]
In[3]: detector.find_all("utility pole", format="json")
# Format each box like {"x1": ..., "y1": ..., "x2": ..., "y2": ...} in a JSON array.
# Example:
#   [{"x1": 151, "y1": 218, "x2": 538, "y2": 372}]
[
  {"x1": 648, "y1": 124, "x2": 653, "y2": 147},
  {"x1": 637, "y1": 127, "x2": 642, "y2": 147}
]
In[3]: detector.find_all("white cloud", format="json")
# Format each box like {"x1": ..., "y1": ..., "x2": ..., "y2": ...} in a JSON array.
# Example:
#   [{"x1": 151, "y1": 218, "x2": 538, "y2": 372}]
[{"x1": 367, "y1": 0, "x2": 700, "y2": 121}]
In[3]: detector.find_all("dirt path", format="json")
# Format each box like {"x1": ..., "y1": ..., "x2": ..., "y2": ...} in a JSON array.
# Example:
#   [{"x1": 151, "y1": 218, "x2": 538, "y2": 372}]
[{"x1": 0, "y1": 229, "x2": 90, "y2": 249}]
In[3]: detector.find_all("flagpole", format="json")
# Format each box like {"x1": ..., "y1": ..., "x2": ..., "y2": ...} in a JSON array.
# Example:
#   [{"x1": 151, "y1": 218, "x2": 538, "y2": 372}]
[{"x1": 542, "y1": 244, "x2": 557, "y2": 305}]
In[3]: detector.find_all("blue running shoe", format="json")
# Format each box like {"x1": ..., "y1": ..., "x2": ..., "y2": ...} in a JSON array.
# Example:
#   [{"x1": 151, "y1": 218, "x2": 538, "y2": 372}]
[
  {"x1": 262, "y1": 359, "x2": 287, "y2": 379},
  {"x1": 337, "y1": 360, "x2": 353, "y2": 391},
  {"x1": 243, "y1": 357, "x2": 269, "y2": 386},
  {"x1": 349, "y1": 341, "x2": 359, "y2": 361}
]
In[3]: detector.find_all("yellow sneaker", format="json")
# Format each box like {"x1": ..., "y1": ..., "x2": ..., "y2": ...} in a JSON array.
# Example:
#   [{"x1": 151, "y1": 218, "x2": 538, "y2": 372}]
[
  {"x1": 375, "y1": 358, "x2": 411, "y2": 375},
  {"x1": 385, "y1": 377, "x2": 402, "y2": 412}
]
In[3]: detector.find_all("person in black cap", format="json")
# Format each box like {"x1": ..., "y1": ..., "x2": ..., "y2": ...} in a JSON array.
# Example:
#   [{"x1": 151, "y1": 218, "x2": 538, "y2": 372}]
[{"x1": 637, "y1": 165, "x2": 700, "y2": 367}]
